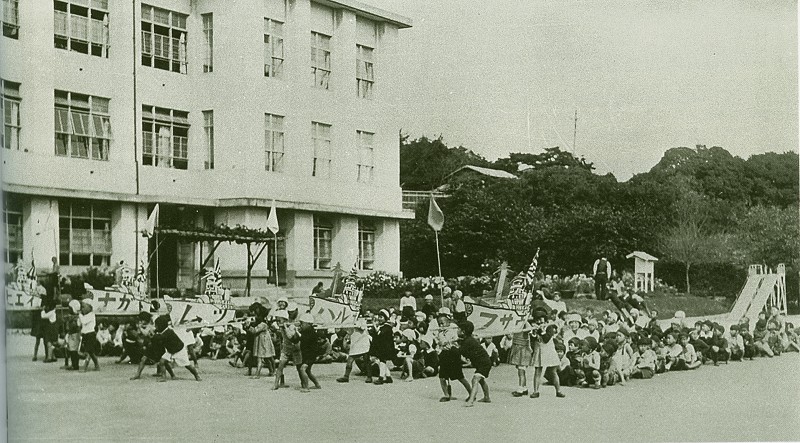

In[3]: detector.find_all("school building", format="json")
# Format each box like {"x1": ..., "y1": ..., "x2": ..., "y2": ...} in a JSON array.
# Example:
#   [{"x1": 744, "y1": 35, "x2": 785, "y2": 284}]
[{"x1": 0, "y1": 0, "x2": 412, "y2": 297}]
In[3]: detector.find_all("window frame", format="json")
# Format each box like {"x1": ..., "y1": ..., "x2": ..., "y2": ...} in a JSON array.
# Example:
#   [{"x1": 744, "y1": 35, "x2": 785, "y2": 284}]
[
  {"x1": 54, "y1": 0, "x2": 110, "y2": 58},
  {"x1": 3, "y1": 194, "x2": 23, "y2": 264},
  {"x1": 311, "y1": 121, "x2": 332, "y2": 178},
  {"x1": 358, "y1": 219, "x2": 375, "y2": 271},
  {"x1": 58, "y1": 200, "x2": 112, "y2": 267},
  {"x1": 356, "y1": 44, "x2": 375, "y2": 99},
  {"x1": 1, "y1": 79, "x2": 21, "y2": 151},
  {"x1": 313, "y1": 216, "x2": 333, "y2": 270},
  {"x1": 203, "y1": 110, "x2": 214, "y2": 169},
  {"x1": 141, "y1": 4, "x2": 188, "y2": 74},
  {"x1": 2, "y1": 0, "x2": 19, "y2": 39},
  {"x1": 141, "y1": 105, "x2": 190, "y2": 170},
  {"x1": 310, "y1": 31, "x2": 332, "y2": 90},
  {"x1": 265, "y1": 113, "x2": 285, "y2": 172},
  {"x1": 264, "y1": 18, "x2": 284, "y2": 78},
  {"x1": 356, "y1": 130, "x2": 375, "y2": 183},
  {"x1": 202, "y1": 13, "x2": 213, "y2": 73},
  {"x1": 54, "y1": 90, "x2": 112, "y2": 161}
]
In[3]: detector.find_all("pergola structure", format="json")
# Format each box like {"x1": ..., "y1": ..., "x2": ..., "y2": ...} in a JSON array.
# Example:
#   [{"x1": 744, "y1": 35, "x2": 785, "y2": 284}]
[{"x1": 155, "y1": 225, "x2": 283, "y2": 297}]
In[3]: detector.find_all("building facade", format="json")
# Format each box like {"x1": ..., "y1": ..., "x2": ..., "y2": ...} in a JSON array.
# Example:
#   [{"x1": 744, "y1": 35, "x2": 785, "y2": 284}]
[{"x1": 1, "y1": 0, "x2": 412, "y2": 296}]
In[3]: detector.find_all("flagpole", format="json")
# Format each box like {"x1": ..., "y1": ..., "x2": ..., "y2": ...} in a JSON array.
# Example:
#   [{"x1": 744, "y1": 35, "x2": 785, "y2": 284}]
[
  {"x1": 273, "y1": 233, "x2": 279, "y2": 287},
  {"x1": 435, "y1": 230, "x2": 443, "y2": 306},
  {"x1": 155, "y1": 230, "x2": 160, "y2": 298}
]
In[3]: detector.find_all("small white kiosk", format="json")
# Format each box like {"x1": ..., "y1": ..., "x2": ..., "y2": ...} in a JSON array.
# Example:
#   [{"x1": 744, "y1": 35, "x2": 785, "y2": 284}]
[{"x1": 626, "y1": 251, "x2": 658, "y2": 293}]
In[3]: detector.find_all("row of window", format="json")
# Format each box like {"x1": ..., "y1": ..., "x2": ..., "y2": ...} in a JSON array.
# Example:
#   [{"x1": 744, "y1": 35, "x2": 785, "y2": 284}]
[
  {"x1": 1, "y1": 83, "x2": 377, "y2": 182},
  {"x1": 2, "y1": 1, "x2": 377, "y2": 98},
  {"x1": 3, "y1": 197, "x2": 377, "y2": 271}
]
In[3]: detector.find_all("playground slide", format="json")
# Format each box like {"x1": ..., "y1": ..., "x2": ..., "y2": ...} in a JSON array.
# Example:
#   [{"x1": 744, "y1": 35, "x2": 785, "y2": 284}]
[
  {"x1": 727, "y1": 274, "x2": 765, "y2": 323},
  {"x1": 742, "y1": 274, "x2": 779, "y2": 324}
]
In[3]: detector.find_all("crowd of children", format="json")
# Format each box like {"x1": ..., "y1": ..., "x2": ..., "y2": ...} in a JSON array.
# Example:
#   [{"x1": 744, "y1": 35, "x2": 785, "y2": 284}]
[{"x1": 33, "y1": 292, "x2": 800, "y2": 405}]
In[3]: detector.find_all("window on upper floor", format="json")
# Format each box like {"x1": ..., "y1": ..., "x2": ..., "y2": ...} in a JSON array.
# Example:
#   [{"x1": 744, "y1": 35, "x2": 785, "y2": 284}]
[
  {"x1": 54, "y1": 90, "x2": 112, "y2": 161},
  {"x1": 3, "y1": 194, "x2": 23, "y2": 265},
  {"x1": 142, "y1": 105, "x2": 189, "y2": 169},
  {"x1": 357, "y1": 130, "x2": 374, "y2": 183},
  {"x1": 264, "y1": 18, "x2": 284, "y2": 78},
  {"x1": 203, "y1": 110, "x2": 213, "y2": 169},
  {"x1": 202, "y1": 13, "x2": 213, "y2": 73},
  {"x1": 265, "y1": 113, "x2": 284, "y2": 172},
  {"x1": 356, "y1": 17, "x2": 376, "y2": 99},
  {"x1": 311, "y1": 121, "x2": 331, "y2": 178},
  {"x1": 59, "y1": 200, "x2": 112, "y2": 267},
  {"x1": 310, "y1": 3, "x2": 333, "y2": 89},
  {"x1": 1, "y1": 79, "x2": 21, "y2": 151},
  {"x1": 141, "y1": 4, "x2": 187, "y2": 74},
  {"x1": 358, "y1": 219, "x2": 375, "y2": 271},
  {"x1": 54, "y1": 0, "x2": 109, "y2": 58},
  {"x1": 313, "y1": 215, "x2": 333, "y2": 270},
  {"x1": 2, "y1": 0, "x2": 19, "y2": 39}
]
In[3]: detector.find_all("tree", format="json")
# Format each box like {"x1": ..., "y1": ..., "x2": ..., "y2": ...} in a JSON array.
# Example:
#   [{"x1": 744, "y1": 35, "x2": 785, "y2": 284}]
[
  {"x1": 732, "y1": 204, "x2": 800, "y2": 268},
  {"x1": 399, "y1": 135, "x2": 489, "y2": 190},
  {"x1": 492, "y1": 147, "x2": 594, "y2": 174},
  {"x1": 657, "y1": 192, "x2": 736, "y2": 294}
]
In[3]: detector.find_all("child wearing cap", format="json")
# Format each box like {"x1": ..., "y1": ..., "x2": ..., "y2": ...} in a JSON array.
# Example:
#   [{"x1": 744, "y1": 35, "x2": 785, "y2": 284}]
[
  {"x1": 460, "y1": 321, "x2": 492, "y2": 407},
  {"x1": 562, "y1": 313, "x2": 583, "y2": 344},
  {"x1": 434, "y1": 308, "x2": 471, "y2": 402},
  {"x1": 370, "y1": 309, "x2": 397, "y2": 385},
  {"x1": 452, "y1": 290, "x2": 467, "y2": 324},
  {"x1": 398, "y1": 328, "x2": 420, "y2": 382},
  {"x1": 337, "y1": 319, "x2": 373, "y2": 383},
  {"x1": 298, "y1": 313, "x2": 321, "y2": 392},
  {"x1": 421, "y1": 294, "x2": 437, "y2": 320}
]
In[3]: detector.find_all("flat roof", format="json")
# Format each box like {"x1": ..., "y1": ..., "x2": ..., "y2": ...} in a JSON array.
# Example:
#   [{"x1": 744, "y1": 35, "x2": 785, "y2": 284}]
[{"x1": 315, "y1": 0, "x2": 412, "y2": 28}]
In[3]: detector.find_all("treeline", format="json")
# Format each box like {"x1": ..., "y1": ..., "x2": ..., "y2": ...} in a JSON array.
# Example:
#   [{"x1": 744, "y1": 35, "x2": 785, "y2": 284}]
[{"x1": 399, "y1": 136, "x2": 799, "y2": 299}]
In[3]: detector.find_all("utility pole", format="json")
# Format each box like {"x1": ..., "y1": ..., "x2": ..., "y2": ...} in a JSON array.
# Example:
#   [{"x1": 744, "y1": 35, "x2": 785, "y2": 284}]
[{"x1": 572, "y1": 109, "x2": 578, "y2": 154}]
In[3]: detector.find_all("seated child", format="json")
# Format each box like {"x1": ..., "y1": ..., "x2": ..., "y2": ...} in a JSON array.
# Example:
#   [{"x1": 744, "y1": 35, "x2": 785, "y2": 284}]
[
  {"x1": 766, "y1": 320, "x2": 784, "y2": 356},
  {"x1": 785, "y1": 322, "x2": 800, "y2": 353},
  {"x1": 632, "y1": 338, "x2": 656, "y2": 379},
  {"x1": 565, "y1": 337, "x2": 585, "y2": 386},
  {"x1": 727, "y1": 325, "x2": 745, "y2": 361},
  {"x1": 705, "y1": 324, "x2": 729, "y2": 365},
  {"x1": 555, "y1": 342, "x2": 574, "y2": 386},
  {"x1": 580, "y1": 337, "x2": 601, "y2": 389},
  {"x1": 663, "y1": 333, "x2": 683, "y2": 372},
  {"x1": 599, "y1": 340, "x2": 618, "y2": 387},
  {"x1": 689, "y1": 329, "x2": 710, "y2": 362},
  {"x1": 673, "y1": 333, "x2": 701, "y2": 370},
  {"x1": 753, "y1": 317, "x2": 774, "y2": 357}
]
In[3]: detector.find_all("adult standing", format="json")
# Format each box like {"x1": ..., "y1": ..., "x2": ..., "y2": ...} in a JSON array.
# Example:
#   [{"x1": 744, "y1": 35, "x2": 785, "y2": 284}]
[{"x1": 592, "y1": 256, "x2": 611, "y2": 301}]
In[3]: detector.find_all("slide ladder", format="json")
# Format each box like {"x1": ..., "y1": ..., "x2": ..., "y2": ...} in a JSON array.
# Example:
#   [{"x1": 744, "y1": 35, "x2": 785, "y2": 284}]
[
  {"x1": 727, "y1": 264, "x2": 787, "y2": 324},
  {"x1": 727, "y1": 273, "x2": 765, "y2": 322}
]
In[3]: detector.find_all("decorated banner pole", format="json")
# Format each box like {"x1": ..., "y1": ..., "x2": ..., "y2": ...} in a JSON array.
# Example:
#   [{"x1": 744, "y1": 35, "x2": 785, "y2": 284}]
[{"x1": 427, "y1": 194, "x2": 445, "y2": 306}]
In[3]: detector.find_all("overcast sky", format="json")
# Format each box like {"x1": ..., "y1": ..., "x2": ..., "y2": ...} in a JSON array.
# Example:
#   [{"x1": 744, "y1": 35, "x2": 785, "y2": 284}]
[{"x1": 369, "y1": 0, "x2": 798, "y2": 179}]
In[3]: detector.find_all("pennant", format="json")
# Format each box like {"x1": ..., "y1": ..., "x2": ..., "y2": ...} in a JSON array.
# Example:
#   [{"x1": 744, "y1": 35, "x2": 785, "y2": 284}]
[
  {"x1": 524, "y1": 248, "x2": 540, "y2": 289},
  {"x1": 144, "y1": 204, "x2": 160, "y2": 238},
  {"x1": 266, "y1": 200, "x2": 279, "y2": 234},
  {"x1": 427, "y1": 195, "x2": 444, "y2": 231}
]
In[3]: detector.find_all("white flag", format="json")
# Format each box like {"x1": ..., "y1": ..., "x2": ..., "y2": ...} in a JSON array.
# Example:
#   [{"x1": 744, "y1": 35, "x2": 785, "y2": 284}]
[
  {"x1": 144, "y1": 204, "x2": 159, "y2": 238},
  {"x1": 266, "y1": 200, "x2": 279, "y2": 234}
]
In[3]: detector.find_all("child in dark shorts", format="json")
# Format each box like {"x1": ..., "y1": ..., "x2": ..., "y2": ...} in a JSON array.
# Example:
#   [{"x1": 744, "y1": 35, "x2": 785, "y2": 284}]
[
  {"x1": 460, "y1": 321, "x2": 492, "y2": 407},
  {"x1": 434, "y1": 308, "x2": 472, "y2": 402}
]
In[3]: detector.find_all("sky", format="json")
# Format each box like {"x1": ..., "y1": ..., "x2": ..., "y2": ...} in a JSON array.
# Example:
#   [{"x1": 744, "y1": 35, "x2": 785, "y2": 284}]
[{"x1": 368, "y1": 0, "x2": 798, "y2": 180}]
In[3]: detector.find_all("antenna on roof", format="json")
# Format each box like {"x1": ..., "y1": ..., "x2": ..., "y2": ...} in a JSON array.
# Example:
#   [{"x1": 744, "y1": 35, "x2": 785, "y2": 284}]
[{"x1": 572, "y1": 109, "x2": 578, "y2": 154}]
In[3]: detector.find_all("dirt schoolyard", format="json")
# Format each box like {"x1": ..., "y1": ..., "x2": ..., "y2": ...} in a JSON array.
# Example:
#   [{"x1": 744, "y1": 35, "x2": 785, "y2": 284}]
[{"x1": 5, "y1": 333, "x2": 800, "y2": 442}]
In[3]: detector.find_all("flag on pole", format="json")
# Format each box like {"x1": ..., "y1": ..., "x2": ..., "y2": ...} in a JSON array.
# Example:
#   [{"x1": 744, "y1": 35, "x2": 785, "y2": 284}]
[
  {"x1": 524, "y1": 248, "x2": 540, "y2": 288},
  {"x1": 266, "y1": 200, "x2": 279, "y2": 234},
  {"x1": 427, "y1": 195, "x2": 444, "y2": 232},
  {"x1": 144, "y1": 204, "x2": 160, "y2": 238}
]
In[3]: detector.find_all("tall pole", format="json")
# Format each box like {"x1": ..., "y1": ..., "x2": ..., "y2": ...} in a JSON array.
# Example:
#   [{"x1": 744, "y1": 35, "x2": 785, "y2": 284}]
[
  {"x1": 155, "y1": 230, "x2": 160, "y2": 298},
  {"x1": 435, "y1": 230, "x2": 443, "y2": 306},
  {"x1": 572, "y1": 109, "x2": 578, "y2": 154},
  {"x1": 274, "y1": 233, "x2": 280, "y2": 287}
]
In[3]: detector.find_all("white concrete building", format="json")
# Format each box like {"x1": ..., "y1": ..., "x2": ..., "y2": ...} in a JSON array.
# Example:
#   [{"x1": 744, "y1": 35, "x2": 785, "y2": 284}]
[{"x1": 1, "y1": 0, "x2": 412, "y2": 296}]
